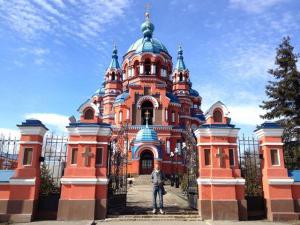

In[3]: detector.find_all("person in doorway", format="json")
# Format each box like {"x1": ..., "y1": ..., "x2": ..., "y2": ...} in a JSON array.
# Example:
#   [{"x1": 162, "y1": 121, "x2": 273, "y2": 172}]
[{"x1": 151, "y1": 162, "x2": 165, "y2": 214}]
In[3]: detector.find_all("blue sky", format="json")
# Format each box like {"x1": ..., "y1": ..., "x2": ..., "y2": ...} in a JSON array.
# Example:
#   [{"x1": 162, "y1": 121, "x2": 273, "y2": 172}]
[{"x1": 0, "y1": 0, "x2": 299, "y2": 137}]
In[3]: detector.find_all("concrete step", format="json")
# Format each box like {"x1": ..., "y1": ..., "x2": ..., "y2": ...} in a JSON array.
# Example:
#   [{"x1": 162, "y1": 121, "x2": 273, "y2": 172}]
[
  {"x1": 105, "y1": 214, "x2": 202, "y2": 221},
  {"x1": 108, "y1": 207, "x2": 198, "y2": 216}
]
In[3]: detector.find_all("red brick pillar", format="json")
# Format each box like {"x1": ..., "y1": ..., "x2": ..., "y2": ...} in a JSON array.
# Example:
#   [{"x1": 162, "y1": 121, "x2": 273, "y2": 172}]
[
  {"x1": 255, "y1": 122, "x2": 298, "y2": 221},
  {"x1": 194, "y1": 102, "x2": 247, "y2": 220},
  {"x1": 57, "y1": 123, "x2": 111, "y2": 220},
  {"x1": 0, "y1": 119, "x2": 48, "y2": 223}
]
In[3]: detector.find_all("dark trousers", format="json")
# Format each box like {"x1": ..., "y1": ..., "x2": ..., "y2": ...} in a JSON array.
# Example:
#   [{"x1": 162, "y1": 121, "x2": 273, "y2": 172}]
[{"x1": 153, "y1": 185, "x2": 163, "y2": 209}]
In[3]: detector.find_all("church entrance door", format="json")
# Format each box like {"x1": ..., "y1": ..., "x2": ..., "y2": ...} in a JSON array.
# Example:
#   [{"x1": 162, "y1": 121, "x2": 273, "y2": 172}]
[{"x1": 140, "y1": 150, "x2": 154, "y2": 174}]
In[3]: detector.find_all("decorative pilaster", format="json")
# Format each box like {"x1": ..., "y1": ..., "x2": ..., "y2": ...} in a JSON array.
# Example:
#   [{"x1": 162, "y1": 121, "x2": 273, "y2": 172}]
[
  {"x1": 194, "y1": 102, "x2": 247, "y2": 220},
  {"x1": 0, "y1": 119, "x2": 48, "y2": 223},
  {"x1": 255, "y1": 122, "x2": 299, "y2": 221},
  {"x1": 57, "y1": 123, "x2": 111, "y2": 220}
]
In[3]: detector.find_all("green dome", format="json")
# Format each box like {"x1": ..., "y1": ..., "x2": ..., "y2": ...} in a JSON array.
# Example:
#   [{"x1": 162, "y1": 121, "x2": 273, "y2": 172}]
[
  {"x1": 127, "y1": 13, "x2": 169, "y2": 55},
  {"x1": 127, "y1": 38, "x2": 169, "y2": 54}
]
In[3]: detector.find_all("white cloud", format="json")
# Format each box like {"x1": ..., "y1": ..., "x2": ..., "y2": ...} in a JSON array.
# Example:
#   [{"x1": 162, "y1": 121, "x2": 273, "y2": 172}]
[
  {"x1": 229, "y1": 105, "x2": 265, "y2": 126},
  {"x1": 0, "y1": 0, "x2": 130, "y2": 44},
  {"x1": 24, "y1": 113, "x2": 69, "y2": 133},
  {"x1": 0, "y1": 128, "x2": 20, "y2": 138},
  {"x1": 18, "y1": 47, "x2": 50, "y2": 65},
  {"x1": 229, "y1": 0, "x2": 285, "y2": 13},
  {"x1": 219, "y1": 43, "x2": 275, "y2": 80}
]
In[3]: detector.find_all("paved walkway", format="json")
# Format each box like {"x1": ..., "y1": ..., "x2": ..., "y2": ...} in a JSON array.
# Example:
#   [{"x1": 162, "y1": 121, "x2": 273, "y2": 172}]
[
  {"x1": 11, "y1": 220, "x2": 299, "y2": 225},
  {"x1": 125, "y1": 182, "x2": 191, "y2": 213}
]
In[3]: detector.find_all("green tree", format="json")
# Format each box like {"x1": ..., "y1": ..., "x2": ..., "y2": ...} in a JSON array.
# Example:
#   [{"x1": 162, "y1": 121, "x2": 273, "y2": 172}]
[
  {"x1": 40, "y1": 163, "x2": 58, "y2": 195},
  {"x1": 260, "y1": 36, "x2": 300, "y2": 143}
]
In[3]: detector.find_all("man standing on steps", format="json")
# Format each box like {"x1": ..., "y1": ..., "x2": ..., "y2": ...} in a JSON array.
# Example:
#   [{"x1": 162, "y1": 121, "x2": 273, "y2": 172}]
[{"x1": 151, "y1": 162, "x2": 165, "y2": 214}]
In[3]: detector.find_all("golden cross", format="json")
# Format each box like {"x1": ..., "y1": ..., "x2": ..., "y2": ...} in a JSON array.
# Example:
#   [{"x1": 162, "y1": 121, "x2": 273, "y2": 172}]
[
  {"x1": 82, "y1": 147, "x2": 93, "y2": 167},
  {"x1": 145, "y1": 3, "x2": 151, "y2": 13},
  {"x1": 145, "y1": 3, "x2": 151, "y2": 19},
  {"x1": 145, "y1": 110, "x2": 150, "y2": 118},
  {"x1": 144, "y1": 110, "x2": 150, "y2": 126}
]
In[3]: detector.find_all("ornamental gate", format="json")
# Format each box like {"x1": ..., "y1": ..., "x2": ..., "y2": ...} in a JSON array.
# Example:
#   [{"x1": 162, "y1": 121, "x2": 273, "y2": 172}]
[
  {"x1": 107, "y1": 124, "x2": 128, "y2": 214},
  {"x1": 36, "y1": 134, "x2": 68, "y2": 220},
  {"x1": 238, "y1": 135, "x2": 266, "y2": 220},
  {"x1": 183, "y1": 127, "x2": 199, "y2": 209}
]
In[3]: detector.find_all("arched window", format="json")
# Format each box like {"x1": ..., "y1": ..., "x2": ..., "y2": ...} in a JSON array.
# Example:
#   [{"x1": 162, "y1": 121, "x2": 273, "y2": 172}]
[
  {"x1": 141, "y1": 100, "x2": 154, "y2": 125},
  {"x1": 119, "y1": 111, "x2": 123, "y2": 122},
  {"x1": 213, "y1": 109, "x2": 222, "y2": 123},
  {"x1": 179, "y1": 72, "x2": 183, "y2": 82},
  {"x1": 172, "y1": 111, "x2": 175, "y2": 123},
  {"x1": 84, "y1": 108, "x2": 94, "y2": 120},
  {"x1": 134, "y1": 61, "x2": 139, "y2": 76},
  {"x1": 111, "y1": 72, "x2": 116, "y2": 81},
  {"x1": 144, "y1": 59, "x2": 151, "y2": 75}
]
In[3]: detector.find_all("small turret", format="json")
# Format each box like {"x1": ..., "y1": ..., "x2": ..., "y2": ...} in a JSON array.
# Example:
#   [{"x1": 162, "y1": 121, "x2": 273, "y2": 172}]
[
  {"x1": 172, "y1": 46, "x2": 190, "y2": 93},
  {"x1": 102, "y1": 45, "x2": 123, "y2": 124},
  {"x1": 175, "y1": 46, "x2": 186, "y2": 71},
  {"x1": 108, "y1": 45, "x2": 120, "y2": 69}
]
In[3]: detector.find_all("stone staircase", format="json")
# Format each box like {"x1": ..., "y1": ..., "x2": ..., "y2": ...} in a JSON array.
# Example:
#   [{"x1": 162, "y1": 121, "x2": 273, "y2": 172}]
[
  {"x1": 105, "y1": 214, "x2": 202, "y2": 221},
  {"x1": 106, "y1": 175, "x2": 201, "y2": 221}
]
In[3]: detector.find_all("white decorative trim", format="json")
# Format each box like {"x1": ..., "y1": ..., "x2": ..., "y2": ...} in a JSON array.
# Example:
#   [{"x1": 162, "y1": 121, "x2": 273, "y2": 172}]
[
  {"x1": 19, "y1": 141, "x2": 43, "y2": 146},
  {"x1": 162, "y1": 160, "x2": 183, "y2": 165},
  {"x1": 60, "y1": 177, "x2": 109, "y2": 185},
  {"x1": 134, "y1": 145, "x2": 159, "y2": 159},
  {"x1": 197, "y1": 142, "x2": 237, "y2": 146},
  {"x1": 77, "y1": 100, "x2": 100, "y2": 116},
  {"x1": 268, "y1": 178, "x2": 294, "y2": 185},
  {"x1": 68, "y1": 126, "x2": 111, "y2": 136},
  {"x1": 255, "y1": 128, "x2": 284, "y2": 138},
  {"x1": 9, "y1": 178, "x2": 36, "y2": 185},
  {"x1": 194, "y1": 128, "x2": 239, "y2": 137},
  {"x1": 205, "y1": 101, "x2": 230, "y2": 119},
  {"x1": 259, "y1": 142, "x2": 284, "y2": 146},
  {"x1": 136, "y1": 95, "x2": 159, "y2": 109},
  {"x1": 67, "y1": 141, "x2": 108, "y2": 145},
  {"x1": 293, "y1": 182, "x2": 300, "y2": 185},
  {"x1": 197, "y1": 178, "x2": 245, "y2": 185},
  {"x1": 19, "y1": 127, "x2": 48, "y2": 136}
]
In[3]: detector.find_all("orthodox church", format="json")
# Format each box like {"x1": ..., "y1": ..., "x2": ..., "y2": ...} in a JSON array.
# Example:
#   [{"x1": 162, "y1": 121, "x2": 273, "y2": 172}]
[{"x1": 77, "y1": 13, "x2": 206, "y2": 175}]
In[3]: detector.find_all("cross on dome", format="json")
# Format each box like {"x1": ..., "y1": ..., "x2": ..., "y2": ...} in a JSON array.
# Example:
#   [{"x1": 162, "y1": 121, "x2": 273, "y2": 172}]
[{"x1": 144, "y1": 110, "x2": 150, "y2": 128}]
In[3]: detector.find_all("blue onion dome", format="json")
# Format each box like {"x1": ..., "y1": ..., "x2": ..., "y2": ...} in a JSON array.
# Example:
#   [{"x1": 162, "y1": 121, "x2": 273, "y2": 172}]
[
  {"x1": 135, "y1": 126, "x2": 158, "y2": 142},
  {"x1": 175, "y1": 46, "x2": 186, "y2": 70},
  {"x1": 108, "y1": 45, "x2": 120, "y2": 69},
  {"x1": 127, "y1": 13, "x2": 169, "y2": 55},
  {"x1": 141, "y1": 12, "x2": 154, "y2": 40}
]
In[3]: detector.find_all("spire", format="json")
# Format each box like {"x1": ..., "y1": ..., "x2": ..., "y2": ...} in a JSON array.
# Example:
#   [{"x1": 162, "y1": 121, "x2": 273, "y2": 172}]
[
  {"x1": 108, "y1": 44, "x2": 120, "y2": 69},
  {"x1": 175, "y1": 45, "x2": 186, "y2": 70}
]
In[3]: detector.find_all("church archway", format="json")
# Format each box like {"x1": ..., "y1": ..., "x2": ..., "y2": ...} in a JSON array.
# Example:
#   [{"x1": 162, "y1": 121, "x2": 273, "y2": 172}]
[
  {"x1": 141, "y1": 100, "x2": 154, "y2": 125},
  {"x1": 139, "y1": 150, "x2": 154, "y2": 174}
]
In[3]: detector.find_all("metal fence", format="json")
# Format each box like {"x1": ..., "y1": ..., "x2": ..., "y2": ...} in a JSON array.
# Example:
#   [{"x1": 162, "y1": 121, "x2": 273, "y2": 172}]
[
  {"x1": 0, "y1": 134, "x2": 68, "y2": 186},
  {"x1": 42, "y1": 134, "x2": 68, "y2": 185},
  {"x1": 238, "y1": 135, "x2": 262, "y2": 197},
  {"x1": 0, "y1": 135, "x2": 19, "y2": 170}
]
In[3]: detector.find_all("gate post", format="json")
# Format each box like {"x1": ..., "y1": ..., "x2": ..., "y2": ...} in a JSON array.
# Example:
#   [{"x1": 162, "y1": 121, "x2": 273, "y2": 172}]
[
  {"x1": 255, "y1": 122, "x2": 298, "y2": 221},
  {"x1": 194, "y1": 102, "x2": 247, "y2": 220},
  {"x1": 0, "y1": 119, "x2": 48, "y2": 223},
  {"x1": 57, "y1": 123, "x2": 111, "y2": 220}
]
